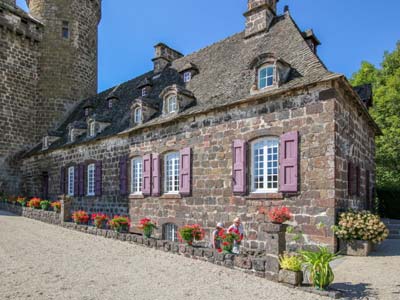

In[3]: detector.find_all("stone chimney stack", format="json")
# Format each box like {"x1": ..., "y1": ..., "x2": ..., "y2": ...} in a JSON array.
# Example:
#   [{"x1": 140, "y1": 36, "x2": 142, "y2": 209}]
[
  {"x1": 244, "y1": 0, "x2": 279, "y2": 38},
  {"x1": 152, "y1": 43, "x2": 183, "y2": 73},
  {"x1": 2, "y1": 0, "x2": 16, "y2": 6}
]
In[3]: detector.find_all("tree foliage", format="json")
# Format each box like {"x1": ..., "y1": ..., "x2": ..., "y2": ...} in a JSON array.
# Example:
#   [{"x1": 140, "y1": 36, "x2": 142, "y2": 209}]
[{"x1": 351, "y1": 42, "x2": 400, "y2": 188}]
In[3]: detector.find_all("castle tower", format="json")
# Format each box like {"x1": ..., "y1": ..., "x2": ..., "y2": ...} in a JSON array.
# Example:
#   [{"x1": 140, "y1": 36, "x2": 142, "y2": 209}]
[{"x1": 26, "y1": 0, "x2": 101, "y2": 136}]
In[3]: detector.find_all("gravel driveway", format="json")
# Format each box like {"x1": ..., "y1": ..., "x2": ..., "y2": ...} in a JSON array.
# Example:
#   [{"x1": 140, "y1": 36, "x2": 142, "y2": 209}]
[{"x1": 0, "y1": 211, "x2": 327, "y2": 300}]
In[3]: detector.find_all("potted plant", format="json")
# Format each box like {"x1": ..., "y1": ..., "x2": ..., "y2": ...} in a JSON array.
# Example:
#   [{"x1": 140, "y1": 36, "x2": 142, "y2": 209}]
[
  {"x1": 17, "y1": 197, "x2": 27, "y2": 207},
  {"x1": 109, "y1": 215, "x2": 130, "y2": 233},
  {"x1": 72, "y1": 210, "x2": 90, "y2": 225},
  {"x1": 333, "y1": 210, "x2": 389, "y2": 256},
  {"x1": 92, "y1": 213, "x2": 109, "y2": 229},
  {"x1": 278, "y1": 252, "x2": 303, "y2": 286},
  {"x1": 27, "y1": 198, "x2": 41, "y2": 209},
  {"x1": 138, "y1": 218, "x2": 157, "y2": 238},
  {"x1": 217, "y1": 231, "x2": 241, "y2": 253},
  {"x1": 300, "y1": 247, "x2": 339, "y2": 290},
  {"x1": 40, "y1": 200, "x2": 51, "y2": 211},
  {"x1": 268, "y1": 206, "x2": 292, "y2": 224},
  {"x1": 178, "y1": 224, "x2": 205, "y2": 246},
  {"x1": 51, "y1": 201, "x2": 61, "y2": 213}
]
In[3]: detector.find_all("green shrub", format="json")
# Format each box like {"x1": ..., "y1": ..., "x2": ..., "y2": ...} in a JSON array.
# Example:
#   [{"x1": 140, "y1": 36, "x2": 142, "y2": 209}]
[
  {"x1": 40, "y1": 200, "x2": 51, "y2": 211},
  {"x1": 279, "y1": 253, "x2": 302, "y2": 272}
]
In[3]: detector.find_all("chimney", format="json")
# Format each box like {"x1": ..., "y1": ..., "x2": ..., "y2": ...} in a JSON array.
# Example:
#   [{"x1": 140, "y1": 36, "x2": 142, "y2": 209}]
[
  {"x1": 244, "y1": 0, "x2": 279, "y2": 38},
  {"x1": 152, "y1": 43, "x2": 183, "y2": 73}
]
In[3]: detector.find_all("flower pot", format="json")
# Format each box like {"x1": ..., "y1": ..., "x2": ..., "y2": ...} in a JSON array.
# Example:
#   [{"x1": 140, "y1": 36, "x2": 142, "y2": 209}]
[
  {"x1": 143, "y1": 227, "x2": 153, "y2": 239},
  {"x1": 339, "y1": 240, "x2": 373, "y2": 256},
  {"x1": 279, "y1": 269, "x2": 303, "y2": 286}
]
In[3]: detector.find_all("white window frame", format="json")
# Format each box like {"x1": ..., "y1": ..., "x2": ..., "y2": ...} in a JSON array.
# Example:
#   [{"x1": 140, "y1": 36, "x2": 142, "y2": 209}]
[
  {"x1": 251, "y1": 137, "x2": 279, "y2": 193},
  {"x1": 108, "y1": 99, "x2": 113, "y2": 109},
  {"x1": 163, "y1": 223, "x2": 178, "y2": 242},
  {"x1": 89, "y1": 122, "x2": 96, "y2": 137},
  {"x1": 164, "y1": 152, "x2": 180, "y2": 194},
  {"x1": 87, "y1": 163, "x2": 96, "y2": 196},
  {"x1": 258, "y1": 65, "x2": 275, "y2": 90},
  {"x1": 69, "y1": 129, "x2": 75, "y2": 142},
  {"x1": 134, "y1": 107, "x2": 142, "y2": 124},
  {"x1": 166, "y1": 95, "x2": 177, "y2": 114},
  {"x1": 142, "y1": 87, "x2": 148, "y2": 97},
  {"x1": 183, "y1": 71, "x2": 192, "y2": 83},
  {"x1": 130, "y1": 157, "x2": 143, "y2": 195},
  {"x1": 43, "y1": 136, "x2": 49, "y2": 149},
  {"x1": 68, "y1": 166, "x2": 75, "y2": 196}
]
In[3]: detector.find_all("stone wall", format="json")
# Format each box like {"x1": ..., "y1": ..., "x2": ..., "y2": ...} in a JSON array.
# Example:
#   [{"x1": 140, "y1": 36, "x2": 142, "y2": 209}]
[
  {"x1": 27, "y1": 0, "x2": 101, "y2": 137},
  {"x1": 0, "y1": 203, "x2": 61, "y2": 225},
  {"x1": 0, "y1": 4, "x2": 42, "y2": 194},
  {"x1": 22, "y1": 81, "x2": 340, "y2": 251}
]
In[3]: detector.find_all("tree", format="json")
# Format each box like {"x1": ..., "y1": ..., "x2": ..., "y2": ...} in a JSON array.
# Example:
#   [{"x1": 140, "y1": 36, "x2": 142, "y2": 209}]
[{"x1": 351, "y1": 42, "x2": 400, "y2": 188}]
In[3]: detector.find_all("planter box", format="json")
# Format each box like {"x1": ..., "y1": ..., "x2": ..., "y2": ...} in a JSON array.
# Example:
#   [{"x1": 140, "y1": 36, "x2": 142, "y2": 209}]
[
  {"x1": 339, "y1": 240, "x2": 373, "y2": 256},
  {"x1": 278, "y1": 269, "x2": 303, "y2": 286}
]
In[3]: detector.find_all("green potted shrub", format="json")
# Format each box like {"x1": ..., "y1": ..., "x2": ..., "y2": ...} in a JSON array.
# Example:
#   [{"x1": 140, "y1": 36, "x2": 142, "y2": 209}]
[
  {"x1": 138, "y1": 218, "x2": 157, "y2": 238},
  {"x1": 333, "y1": 210, "x2": 389, "y2": 256},
  {"x1": 300, "y1": 247, "x2": 339, "y2": 290},
  {"x1": 92, "y1": 213, "x2": 109, "y2": 229},
  {"x1": 178, "y1": 224, "x2": 205, "y2": 246},
  {"x1": 109, "y1": 216, "x2": 130, "y2": 233},
  {"x1": 40, "y1": 200, "x2": 51, "y2": 211},
  {"x1": 17, "y1": 197, "x2": 28, "y2": 207},
  {"x1": 278, "y1": 253, "x2": 303, "y2": 286}
]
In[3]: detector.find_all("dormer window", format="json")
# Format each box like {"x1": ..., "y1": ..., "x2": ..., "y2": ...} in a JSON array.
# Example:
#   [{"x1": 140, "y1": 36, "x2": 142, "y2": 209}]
[
  {"x1": 134, "y1": 107, "x2": 142, "y2": 124},
  {"x1": 43, "y1": 136, "x2": 49, "y2": 150},
  {"x1": 89, "y1": 121, "x2": 96, "y2": 137},
  {"x1": 108, "y1": 99, "x2": 113, "y2": 109},
  {"x1": 142, "y1": 87, "x2": 148, "y2": 97},
  {"x1": 258, "y1": 65, "x2": 275, "y2": 89},
  {"x1": 69, "y1": 129, "x2": 75, "y2": 143},
  {"x1": 166, "y1": 95, "x2": 177, "y2": 114},
  {"x1": 183, "y1": 71, "x2": 192, "y2": 83}
]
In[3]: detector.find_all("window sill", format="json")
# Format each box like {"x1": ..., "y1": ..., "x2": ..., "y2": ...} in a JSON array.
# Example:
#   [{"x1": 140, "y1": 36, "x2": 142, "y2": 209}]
[
  {"x1": 246, "y1": 193, "x2": 284, "y2": 200},
  {"x1": 160, "y1": 193, "x2": 182, "y2": 200},
  {"x1": 129, "y1": 194, "x2": 145, "y2": 200}
]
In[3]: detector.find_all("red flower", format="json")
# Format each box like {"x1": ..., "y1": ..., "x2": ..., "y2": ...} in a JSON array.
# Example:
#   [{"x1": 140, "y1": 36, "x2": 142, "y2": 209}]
[
  {"x1": 217, "y1": 248, "x2": 222, "y2": 253},
  {"x1": 268, "y1": 206, "x2": 292, "y2": 224}
]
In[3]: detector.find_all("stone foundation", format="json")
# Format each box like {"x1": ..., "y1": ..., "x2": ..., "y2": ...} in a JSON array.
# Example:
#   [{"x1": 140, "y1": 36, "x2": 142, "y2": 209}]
[{"x1": 0, "y1": 203, "x2": 61, "y2": 225}]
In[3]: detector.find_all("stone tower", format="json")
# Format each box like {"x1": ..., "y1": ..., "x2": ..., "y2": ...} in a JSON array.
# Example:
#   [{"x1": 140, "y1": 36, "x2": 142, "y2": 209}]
[{"x1": 26, "y1": 0, "x2": 102, "y2": 136}]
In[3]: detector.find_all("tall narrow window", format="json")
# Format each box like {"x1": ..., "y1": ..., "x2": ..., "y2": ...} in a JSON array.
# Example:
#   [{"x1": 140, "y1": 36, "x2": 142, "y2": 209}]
[
  {"x1": 134, "y1": 107, "x2": 142, "y2": 124},
  {"x1": 183, "y1": 72, "x2": 192, "y2": 83},
  {"x1": 163, "y1": 223, "x2": 178, "y2": 242},
  {"x1": 251, "y1": 138, "x2": 279, "y2": 193},
  {"x1": 43, "y1": 136, "x2": 49, "y2": 150},
  {"x1": 108, "y1": 99, "x2": 113, "y2": 109},
  {"x1": 62, "y1": 21, "x2": 69, "y2": 39},
  {"x1": 142, "y1": 87, "x2": 148, "y2": 97},
  {"x1": 87, "y1": 163, "x2": 95, "y2": 196},
  {"x1": 68, "y1": 166, "x2": 75, "y2": 196},
  {"x1": 166, "y1": 95, "x2": 177, "y2": 113},
  {"x1": 164, "y1": 152, "x2": 180, "y2": 193},
  {"x1": 89, "y1": 122, "x2": 96, "y2": 137},
  {"x1": 258, "y1": 65, "x2": 275, "y2": 89},
  {"x1": 131, "y1": 157, "x2": 143, "y2": 194}
]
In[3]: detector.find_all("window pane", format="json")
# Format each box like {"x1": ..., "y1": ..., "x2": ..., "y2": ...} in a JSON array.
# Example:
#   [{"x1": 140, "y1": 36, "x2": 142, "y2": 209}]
[
  {"x1": 267, "y1": 76, "x2": 274, "y2": 86},
  {"x1": 165, "y1": 152, "x2": 180, "y2": 193},
  {"x1": 267, "y1": 66, "x2": 274, "y2": 76},
  {"x1": 252, "y1": 138, "x2": 279, "y2": 192}
]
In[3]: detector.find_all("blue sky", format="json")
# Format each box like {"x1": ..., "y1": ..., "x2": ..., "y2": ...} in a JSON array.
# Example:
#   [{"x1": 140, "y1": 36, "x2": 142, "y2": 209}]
[{"x1": 17, "y1": 0, "x2": 400, "y2": 93}]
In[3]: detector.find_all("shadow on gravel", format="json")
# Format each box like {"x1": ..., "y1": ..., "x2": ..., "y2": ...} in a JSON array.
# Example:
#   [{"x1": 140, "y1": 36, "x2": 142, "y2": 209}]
[
  {"x1": 330, "y1": 282, "x2": 377, "y2": 299},
  {"x1": 0, "y1": 210, "x2": 19, "y2": 217},
  {"x1": 370, "y1": 240, "x2": 400, "y2": 257}
]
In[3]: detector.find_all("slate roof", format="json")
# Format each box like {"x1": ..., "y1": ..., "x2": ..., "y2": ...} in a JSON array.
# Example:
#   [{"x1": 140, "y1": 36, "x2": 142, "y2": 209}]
[{"x1": 31, "y1": 12, "x2": 342, "y2": 155}]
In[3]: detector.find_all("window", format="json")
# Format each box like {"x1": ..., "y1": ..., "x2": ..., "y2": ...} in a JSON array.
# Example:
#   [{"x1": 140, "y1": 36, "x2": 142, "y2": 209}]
[
  {"x1": 164, "y1": 152, "x2": 179, "y2": 193},
  {"x1": 134, "y1": 107, "x2": 142, "y2": 124},
  {"x1": 43, "y1": 136, "x2": 49, "y2": 149},
  {"x1": 131, "y1": 157, "x2": 143, "y2": 194},
  {"x1": 258, "y1": 65, "x2": 275, "y2": 89},
  {"x1": 85, "y1": 108, "x2": 90, "y2": 117},
  {"x1": 69, "y1": 129, "x2": 75, "y2": 143},
  {"x1": 183, "y1": 71, "x2": 192, "y2": 83},
  {"x1": 62, "y1": 21, "x2": 69, "y2": 39},
  {"x1": 166, "y1": 95, "x2": 177, "y2": 114},
  {"x1": 87, "y1": 164, "x2": 95, "y2": 196},
  {"x1": 89, "y1": 122, "x2": 96, "y2": 137},
  {"x1": 108, "y1": 99, "x2": 113, "y2": 109},
  {"x1": 163, "y1": 223, "x2": 178, "y2": 242},
  {"x1": 142, "y1": 87, "x2": 148, "y2": 97},
  {"x1": 251, "y1": 138, "x2": 279, "y2": 193},
  {"x1": 68, "y1": 166, "x2": 75, "y2": 196}
]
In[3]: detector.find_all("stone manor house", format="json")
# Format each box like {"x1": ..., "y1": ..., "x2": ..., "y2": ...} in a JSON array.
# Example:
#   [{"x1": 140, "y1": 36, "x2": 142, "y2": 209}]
[{"x1": 0, "y1": 0, "x2": 379, "y2": 250}]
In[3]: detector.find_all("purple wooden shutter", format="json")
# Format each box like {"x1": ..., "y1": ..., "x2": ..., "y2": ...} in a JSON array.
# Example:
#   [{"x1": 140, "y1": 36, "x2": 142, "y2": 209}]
[
  {"x1": 179, "y1": 148, "x2": 192, "y2": 196},
  {"x1": 279, "y1": 131, "x2": 299, "y2": 193},
  {"x1": 142, "y1": 154, "x2": 152, "y2": 196},
  {"x1": 151, "y1": 154, "x2": 161, "y2": 196},
  {"x1": 348, "y1": 162, "x2": 353, "y2": 196},
  {"x1": 232, "y1": 140, "x2": 247, "y2": 194},
  {"x1": 78, "y1": 164, "x2": 85, "y2": 196},
  {"x1": 95, "y1": 161, "x2": 102, "y2": 196},
  {"x1": 119, "y1": 157, "x2": 128, "y2": 195},
  {"x1": 60, "y1": 167, "x2": 66, "y2": 194},
  {"x1": 74, "y1": 166, "x2": 79, "y2": 197}
]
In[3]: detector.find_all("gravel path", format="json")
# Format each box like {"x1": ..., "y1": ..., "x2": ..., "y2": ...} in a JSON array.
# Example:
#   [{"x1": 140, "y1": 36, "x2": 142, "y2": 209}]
[
  {"x1": 0, "y1": 211, "x2": 327, "y2": 300},
  {"x1": 332, "y1": 239, "x2": 400, "y2": 300}
]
